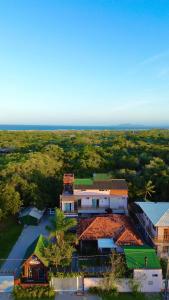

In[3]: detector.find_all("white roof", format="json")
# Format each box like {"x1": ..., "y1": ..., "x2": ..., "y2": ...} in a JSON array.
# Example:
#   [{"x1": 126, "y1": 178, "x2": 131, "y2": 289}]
[
  {"x1": 98, "y1": 238, "x2": 116, "y2": 249},
  {"x1": 20, "y1": 207, "x2": 44, "y2": 220},
  {"x1": 136, "y1": 202, "x2": 169, "y2": 226}
]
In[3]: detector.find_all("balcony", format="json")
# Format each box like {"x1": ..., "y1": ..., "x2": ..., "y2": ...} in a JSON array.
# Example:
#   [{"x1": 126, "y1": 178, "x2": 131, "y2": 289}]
[
  {"x1": 153, "y1": 235, "x2": 169, "y2": 244},
  {"x1": 78, "y1": 206, "x2": 108, "y2": 214}
]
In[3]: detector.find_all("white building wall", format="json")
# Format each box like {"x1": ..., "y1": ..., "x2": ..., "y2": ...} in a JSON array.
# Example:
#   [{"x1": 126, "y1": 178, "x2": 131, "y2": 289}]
[
  {"x1": 110, "y1": 197, "x2": 127, "y2": 209},
  {"x1": 81, "y1": 198, "x2": 92, "y2": 207},
  {"x1": 74, "y1": 189, "x2": 110, "y2": 196},
  {"x1": 134, "y1": 269, "x2": 162, "y2": 292},
  {"x1": 84, "y1": 273, "x2": 163, "y2": 293}
]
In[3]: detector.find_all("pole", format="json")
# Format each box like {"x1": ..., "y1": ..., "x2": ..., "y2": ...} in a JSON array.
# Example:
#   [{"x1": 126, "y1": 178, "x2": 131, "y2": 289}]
[{"x1": 164, "y1": 257, "x2": 169, "y2": 300}]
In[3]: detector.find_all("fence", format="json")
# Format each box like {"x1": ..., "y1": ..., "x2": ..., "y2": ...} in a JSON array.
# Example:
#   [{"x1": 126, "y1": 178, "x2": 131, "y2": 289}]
[
  {"x1": 51, "y1": 277, "x2": 83, "y2": 292},
  {"x1": 84, "y1": 275, "x2": 163, "y2": 293}
]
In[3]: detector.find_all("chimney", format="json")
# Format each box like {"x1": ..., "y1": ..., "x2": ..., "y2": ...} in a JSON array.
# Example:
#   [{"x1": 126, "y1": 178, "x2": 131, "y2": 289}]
[{"x1": 144, "y1": 256, "x2": 148, "y2": 268}]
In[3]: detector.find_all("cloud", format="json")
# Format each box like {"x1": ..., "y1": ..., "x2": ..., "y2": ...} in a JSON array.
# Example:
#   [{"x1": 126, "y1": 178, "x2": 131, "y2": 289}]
[
  {"x1": 139, "y1": 50, "x2": 169, "y2": 66},
  {"x1": 129, "y1": 50, "x2": 169, "y2": 75}
]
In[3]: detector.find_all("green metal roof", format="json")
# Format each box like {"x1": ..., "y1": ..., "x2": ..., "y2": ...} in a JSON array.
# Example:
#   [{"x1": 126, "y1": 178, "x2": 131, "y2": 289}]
[
  {"x1": 74, "y1": 178, "x2": 93, "y2": 186},
  {"x1": 124, "y1": 246, "x2": 161, "y2": 270},
  {"x1": 93, "y1": 173, "x2": 112, "y2": 181},
  {"x1": 23, "y1": 235, "x2": 49, "y2": 267}
]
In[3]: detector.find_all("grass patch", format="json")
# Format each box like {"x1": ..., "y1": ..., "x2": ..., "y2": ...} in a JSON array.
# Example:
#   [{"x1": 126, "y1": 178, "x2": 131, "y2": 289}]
[{"x1": 0, "y1": 217, "x2": 23, "y2": 266}]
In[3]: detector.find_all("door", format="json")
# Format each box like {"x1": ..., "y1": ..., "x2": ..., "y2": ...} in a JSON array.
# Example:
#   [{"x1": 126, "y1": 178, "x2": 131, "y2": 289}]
[{"x1": 92, "y1": 199, "x2": 99, "y2": 208}]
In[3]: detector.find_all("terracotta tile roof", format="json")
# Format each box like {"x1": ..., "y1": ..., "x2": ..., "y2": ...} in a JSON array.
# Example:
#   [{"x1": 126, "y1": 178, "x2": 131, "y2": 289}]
[{"x1": 78, "y1": 215, "x2": 142, "y2": 246}]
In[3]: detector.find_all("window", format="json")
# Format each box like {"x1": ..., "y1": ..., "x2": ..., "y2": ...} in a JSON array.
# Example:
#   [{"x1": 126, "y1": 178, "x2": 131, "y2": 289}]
[
  {"x1": 164, "y1": 229, "x2": 169, "y2": 241},
  {"x1": 148, "y1": 281, "x2": 153, "y2": 285},
  {"x1": 152, "y1": 274, "x2": 158, "y2": 277},
  {"x1": 64, "y1": 203, "x2": 71, "y2": 212}
]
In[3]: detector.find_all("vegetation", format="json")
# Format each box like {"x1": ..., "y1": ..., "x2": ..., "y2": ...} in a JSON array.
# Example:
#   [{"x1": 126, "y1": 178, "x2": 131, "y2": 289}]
[
  {"x1": 13, "y1": 285, "x2": 55, "y2": 299},
  {"x1": 0, "y1": 217, "x2": 23, "y2": 266},
  {"x1": 0, "y1": 129, "x2": 169, "y2": 220},
  {"x1": 42, "y1": 208, "x2": 76, "y2": 270}
]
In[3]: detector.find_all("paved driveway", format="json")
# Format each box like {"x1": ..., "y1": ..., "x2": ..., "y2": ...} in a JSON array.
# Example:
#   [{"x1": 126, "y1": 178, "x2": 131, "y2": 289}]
[{"x1": 0, "y1": 216, "x2": 50, "y2": 274}]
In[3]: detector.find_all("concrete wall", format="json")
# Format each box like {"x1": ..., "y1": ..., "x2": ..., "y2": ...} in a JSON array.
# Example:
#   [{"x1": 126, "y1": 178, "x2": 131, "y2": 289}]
[
  {"x1": 84, "y1": 271, "x2": 163, "y2": 293},
  {"x1": 134, "y1": 269, "x2": 162, "y2": 292},
  {"x1": 74, "y1": 190, "x2": 110, "y2": 196},
  {"x1": 84, "y1": 278, "x2": 131, "y2": 292}
]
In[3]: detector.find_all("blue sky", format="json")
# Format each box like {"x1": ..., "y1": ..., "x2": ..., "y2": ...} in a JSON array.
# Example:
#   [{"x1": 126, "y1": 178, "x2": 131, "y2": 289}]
[{"x1": 0, "y1": 0, "x2": 169, "y2": 125}]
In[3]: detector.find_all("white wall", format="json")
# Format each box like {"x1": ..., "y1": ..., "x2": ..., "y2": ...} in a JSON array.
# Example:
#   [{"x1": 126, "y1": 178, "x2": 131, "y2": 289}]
[
  {"x1": 84, "y1": 272, "x2": 163, "y2": 293},
  {"x1": 110, "y1": 197, "x2": 127, "y2": 209},
  {"x1": 134, "y1": 269, "x2": 162, "y2": 292},
  {"x1": 74, "y1": 189, "x2": 110, "y2": 196}
]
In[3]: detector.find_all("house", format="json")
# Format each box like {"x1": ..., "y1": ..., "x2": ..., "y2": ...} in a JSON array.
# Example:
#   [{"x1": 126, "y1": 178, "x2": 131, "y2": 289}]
[
  {"x1": 60, "y1": 173, "x2": 128, "y2": 216},
  {"x1": 19, "y1": 235, "x2": 48, "y2": 284},
  {"x1": 19, "y1": 207, "x2": 45, "y2": 225},
  {"x1": 130, "y1": 202, "x2": 169, "y2": 257},
  {"x1": 124, "y1": 246, "x2": 162, "y2": 292},
  {"x1": 77, "y1": 214, "x2": 143, "y2": 253}
]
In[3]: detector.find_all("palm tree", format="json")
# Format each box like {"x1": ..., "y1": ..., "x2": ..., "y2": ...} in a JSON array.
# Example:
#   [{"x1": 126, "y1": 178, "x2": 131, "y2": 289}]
[
  {"x1": 142, "y1": 180, "x2": 156, "y2": 201},
  {"x1": 46, "y1": 208, "x2": 77, "y2": 243}
]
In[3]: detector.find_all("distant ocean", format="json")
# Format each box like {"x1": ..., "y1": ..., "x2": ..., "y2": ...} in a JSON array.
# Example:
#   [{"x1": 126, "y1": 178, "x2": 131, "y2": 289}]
[{"x1": 0, "y1": 124, "x2": 168, "y2": 131}]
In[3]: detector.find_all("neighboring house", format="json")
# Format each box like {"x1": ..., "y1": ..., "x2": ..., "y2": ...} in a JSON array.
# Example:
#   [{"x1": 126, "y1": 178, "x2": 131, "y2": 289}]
[
  {"x1": 17, "y1": 235, "x2": 48, "y2": 285},
  {"x1": 60, "y1": 173, "x2": 128, "y2": 216},
  {"x1": 130, "y1": 202, "x2": 169, "y2": 257},
  {"x1": 124, "y1": 246, "x2": 162, "y2": 292},
  {"x1": 77, "y1": 215, "x2": 143, "y2": 253},
  {"x1": 19, "y1": 207, "x2": 45, "y2": 225}
]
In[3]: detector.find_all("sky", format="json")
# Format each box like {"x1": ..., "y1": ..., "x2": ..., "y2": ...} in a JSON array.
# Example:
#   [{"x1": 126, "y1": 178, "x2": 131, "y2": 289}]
[{"x1": 0, "y1": 0, "x2": 169, "y2": 126}]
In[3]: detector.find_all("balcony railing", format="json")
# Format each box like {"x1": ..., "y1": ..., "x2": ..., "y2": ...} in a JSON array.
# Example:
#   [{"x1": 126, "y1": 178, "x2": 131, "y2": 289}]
[{"x1": 153, "y1": 235, "x2": 169, "y2": 244}]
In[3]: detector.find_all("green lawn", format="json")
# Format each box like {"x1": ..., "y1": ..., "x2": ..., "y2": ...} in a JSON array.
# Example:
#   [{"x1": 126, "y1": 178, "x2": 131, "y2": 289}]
[
  {"x1": 102, "y1": 293, "x2": 163, "y2": 300},
  {"x1": 0, "y1": 217, "x2": 23, "y2": 266}
]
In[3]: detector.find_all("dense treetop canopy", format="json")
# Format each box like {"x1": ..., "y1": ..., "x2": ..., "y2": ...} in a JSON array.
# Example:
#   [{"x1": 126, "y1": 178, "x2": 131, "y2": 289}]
[{"x1": 0, "y1": 129, "x2": 169, "y2": 219}]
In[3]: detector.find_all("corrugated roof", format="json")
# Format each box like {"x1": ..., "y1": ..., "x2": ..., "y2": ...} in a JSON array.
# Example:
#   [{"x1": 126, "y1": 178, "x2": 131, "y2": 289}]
[
  {"x1": 74, "y1": 178, "x2": 93, "y2": 186},
  {"x1": 156, "y1": 210, "x2": 169, "y2": 226},
  {"x1": 93, "y1": 173, "x2": 112, "y2": 181},
  {"x1": 124, "y1": 246, "x2": 161, "y2": 269},
  {"x1": 74, "y1": 178, "x2": 128, "y2": 190},
  {"x1": 20, "y1": 207, "x2": 44, "y2": 220},
  {"x1": 135, "y1": 202, "x2": 169, "y2": 226}
]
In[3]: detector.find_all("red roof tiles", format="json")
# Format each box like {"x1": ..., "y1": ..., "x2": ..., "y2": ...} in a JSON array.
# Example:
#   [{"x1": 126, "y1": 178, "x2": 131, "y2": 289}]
[{"x1": 78, "y1": 215, "x2": 142, "y2": 246}]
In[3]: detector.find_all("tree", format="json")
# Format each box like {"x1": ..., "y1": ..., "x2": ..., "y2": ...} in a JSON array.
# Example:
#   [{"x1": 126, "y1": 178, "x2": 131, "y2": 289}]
[
  {"x1": 43, "y1": 208, "x2": 77, "y2": 269},
  {"x1": 140, "y1": 180, "x2": 156, "y2": 201},
  {"x1": 0, "y1": 183, "x2": 22, "y2": 216},
  {"x1": 46, "y1": 208, "x2": 77, "y2": 242},
  {"x1": 43, "y1": 239, "x2": 74, "y2": 269}
]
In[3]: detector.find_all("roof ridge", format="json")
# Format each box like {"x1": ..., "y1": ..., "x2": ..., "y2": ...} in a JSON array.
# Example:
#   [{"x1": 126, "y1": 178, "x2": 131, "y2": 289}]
[{"x1": 78, "y1": 217, "x2": 100, "y2": 240}]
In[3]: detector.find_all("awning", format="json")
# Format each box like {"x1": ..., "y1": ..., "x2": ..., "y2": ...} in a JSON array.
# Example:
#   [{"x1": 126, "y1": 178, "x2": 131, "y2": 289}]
[{"x1": 97, "y1": 238, "x2": 116, "y2": 249}]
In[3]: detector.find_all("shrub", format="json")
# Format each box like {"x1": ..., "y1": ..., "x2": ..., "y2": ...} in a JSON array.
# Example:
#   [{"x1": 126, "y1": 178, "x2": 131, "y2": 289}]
[{"x1": 13, "y1": 285, "x2": 55, "y2": 299}]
